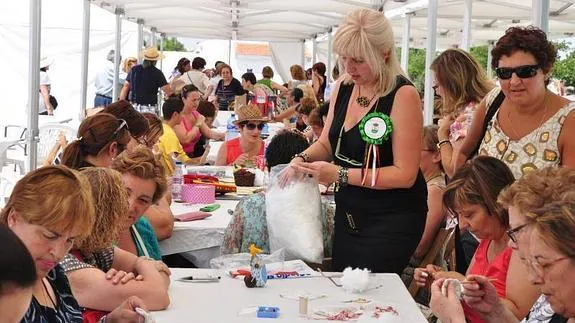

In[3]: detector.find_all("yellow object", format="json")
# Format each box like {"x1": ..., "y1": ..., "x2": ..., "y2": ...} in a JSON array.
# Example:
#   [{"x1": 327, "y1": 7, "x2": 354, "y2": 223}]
[
  {"x1": 158, "y1": 122, "x2": 192, "y2": 176},
  {"x1": 248, "y1": 244, "x2": 263, "y2": 257}
]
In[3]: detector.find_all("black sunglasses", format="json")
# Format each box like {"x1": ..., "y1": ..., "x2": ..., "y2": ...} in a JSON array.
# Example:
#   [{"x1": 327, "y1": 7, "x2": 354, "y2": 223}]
[
  {"x1": 495, "y1": 65, "x2": 539, "y2": 80},
  {"x1": 242, "y1": 122, "x2": 265, "y2": 131}
]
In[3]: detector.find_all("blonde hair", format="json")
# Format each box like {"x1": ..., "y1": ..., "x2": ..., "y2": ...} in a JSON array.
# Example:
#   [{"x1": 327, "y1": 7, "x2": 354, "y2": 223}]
[
  {"x1": 333, "y1": 8, "x2": 405, "y2": 97},
  {"x1": 431, "y1": 49, "x2": 493, "y2": 116},
  {"x1": 297, "y1": 84, "x2": 318, "y2": 105},
  {"x1": 122, "y1": 57, "x2": 138, "y2": 73},
  {"x1": 423, "y1": 125, "x2": 440, "y2": 152},
  {"x1": 112, "y1": 146, "x2": 167, "y2": 204},
  {"x1": 528, "y1": 199, "x2": 575, "y2": 261},
  {"x1": 0, "y1": 166, "x2": 95, "y2": 242},
  {"x1": 290, "y1": 65, "x2": 306, "y2": 81},
  {"x1": 262, "y1": 66, "x2": 274, "y2": 79},
  {"x1": 141, "y1": 112, "x2": 163, "y2": 148},
  {"x1": 77, "y1": 168, "x2": 129, "y2": 253}
]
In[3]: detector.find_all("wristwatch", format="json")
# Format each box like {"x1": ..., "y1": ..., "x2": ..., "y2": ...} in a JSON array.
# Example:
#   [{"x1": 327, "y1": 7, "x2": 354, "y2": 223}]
[{"x1": 437, "y1": 139, "x2": 451, "y2": 149}]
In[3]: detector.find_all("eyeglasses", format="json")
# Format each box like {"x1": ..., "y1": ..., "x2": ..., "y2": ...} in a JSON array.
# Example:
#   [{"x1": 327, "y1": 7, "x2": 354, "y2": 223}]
[
  {"x1": 495, "y1": 65, "x2": 539, "y2": 80},
  {"x1": 242, "y1": 122, "x2": 265, "y2": 131},
  {"x1": 506, "y1": 222, "x2": 530, "y2": 243},
  {"x1": 524, "y1": 256, "x2": 569, "y2": 278},
  {"x1": 334, "y1": 125, "x2": 363, "y2": 167}
]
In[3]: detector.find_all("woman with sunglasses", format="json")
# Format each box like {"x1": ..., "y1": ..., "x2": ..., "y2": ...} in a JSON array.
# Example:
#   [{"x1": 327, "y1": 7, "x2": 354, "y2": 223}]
[
  {"x1": 431, "y1": 48, "x2": 493, "y2": 177},
  {"x1": 174, "y1": 84, "x2": 225, "y2": 159},
  {"x1": 215, "y1": 104, "x2": 267, "y2": 166},
  {"x1": 430, "y1": 167, "x2": 575, "y2": 323},
  {"x1": 284, "y1": 9, "x2": 427, "y2": 274},
  {"x1": 61, "y1": 113, "x2": 131, "y2": 169},
  {"x1": 454, "y1": 26, "x2": 575, "y2": 179}
]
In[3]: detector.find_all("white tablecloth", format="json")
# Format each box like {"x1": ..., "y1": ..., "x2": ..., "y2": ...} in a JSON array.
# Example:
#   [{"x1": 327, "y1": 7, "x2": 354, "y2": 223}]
[
  {"x1": 159, "y1": 199, "x2": 239, "y2": 261},
  {"x1": 153, "y1": 268, "x2": 427, "y2": 323}
]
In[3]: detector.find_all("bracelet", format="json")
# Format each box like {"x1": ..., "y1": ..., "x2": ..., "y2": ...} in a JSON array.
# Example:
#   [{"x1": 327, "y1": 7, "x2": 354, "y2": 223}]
[
  {"x1": 337, "y1": 166, "x2": 349, "y2": 187},
  {"x1": 436, "y1": 139, "x2": 451, "y2": 149},
  {"x1": 293, "y1": 152, "x2": 310, "y2": 163}
]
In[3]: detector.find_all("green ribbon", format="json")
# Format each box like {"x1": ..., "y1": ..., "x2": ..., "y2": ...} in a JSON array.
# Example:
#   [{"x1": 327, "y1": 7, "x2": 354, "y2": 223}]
[{"x1": 358, "y1": 112, "x2": 393, "y2": 145}]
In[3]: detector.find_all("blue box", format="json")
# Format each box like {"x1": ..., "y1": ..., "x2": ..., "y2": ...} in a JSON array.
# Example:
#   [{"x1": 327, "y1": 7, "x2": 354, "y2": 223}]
[{"x1": 257, "y1": 306, "x2": 280, "y2": 318}]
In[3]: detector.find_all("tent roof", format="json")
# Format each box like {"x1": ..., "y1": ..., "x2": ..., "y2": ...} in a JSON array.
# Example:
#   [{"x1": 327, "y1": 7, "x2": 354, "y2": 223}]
[{"x1": 93, "y1": 0, "x2": 575, "y2": 46}]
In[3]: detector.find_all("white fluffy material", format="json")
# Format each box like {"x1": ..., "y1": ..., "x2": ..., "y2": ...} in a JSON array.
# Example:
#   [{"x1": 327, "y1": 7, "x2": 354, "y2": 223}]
[{"x1": 341, "y1": 267, "x2": 371, "y2": 293}]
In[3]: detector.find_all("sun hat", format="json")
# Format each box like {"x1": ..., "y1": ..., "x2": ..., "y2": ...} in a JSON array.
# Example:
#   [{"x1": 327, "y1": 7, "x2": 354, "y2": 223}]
[
  {"x1": 40, "y1": 57, "x2": 53, "y2": 69},
  {"x1": 233, "y1": 104, "x2": 269, "y2": 125},
  {"x1": 140, "y1": 47, "x2": 165, "y2": 61}
]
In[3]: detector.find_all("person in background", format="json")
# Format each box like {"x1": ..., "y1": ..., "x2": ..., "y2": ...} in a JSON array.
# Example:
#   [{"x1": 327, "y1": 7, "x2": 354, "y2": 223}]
[
  {"x1": 241, "y1": 71, "x2": 274, "y2": 107},
  {"x1": 94, "y1": 50, "x2": 118, "y2": 108},
  {"x1": 222, "y1": 130, "x2": 335, "y2": 256},
  {"x1": 61, "y1": 113, "x2": 131, "y2": 169},
  {"x1": 39, "y1": 57, "x2": 55, "y2": 115},
  {"x1": 324, "y1": 64, "x2": 341, "y2": 101},
  {"x1": 182, "y1": 57, "x2": 214, "y2": 99},
  {"x1": 193, "y1": 100, "x2": 218, "y2": 158},
  {"x1": 295, "y1": 96, "x2": 318, "y2": 141},
  {"x1": 312, "y1": 62, "x2": 327, "y2": 103},
  {"x1": 307, "y1": 106, "x2": 326, "y2": 143},
  {"x1": 2, "y1": 166, "x2": 147, "y2": 323},
  {"x1": 122, "y1": 57, "x2": 138, "y2": 75},
  {"x1": 215, "y1": 104, "x2": 267, "y2": 166},
  {"x1": 215, "y1": 64, "x2": 245, "y2": 111},
  {"x1": 60, "y1": 167, "x2": 170, "y2": 321},
  {"x1": 140, "y1": 112, "x2": 164, "y2": 151},
  {"x1": 102, "y1": 100, "x2": 150, "y2": 151},
  {"x1": 210, "y1": 61, "x2": 226, "y2": 88},
  {"x1": 273, "y1": 87, "x2": 304, "y2": 123},
  {"x1": 288, "y1": 64, "x2": 308, "y2": 90},
  {"x1": 0, "y1": 223, "x2": 36, "y2": 323},
  {"x1": 119, "y1": 47, "x2": 173, "y2": 114},
  {"x1": 257, "y1": 66, "x2": 288, "y2": 94},
  {"x1": 169, "y1": 57, "x2": 190, "y2": 82},
  {"x1": 431, "y1": 48, "x2": 493, "y2": 177}
]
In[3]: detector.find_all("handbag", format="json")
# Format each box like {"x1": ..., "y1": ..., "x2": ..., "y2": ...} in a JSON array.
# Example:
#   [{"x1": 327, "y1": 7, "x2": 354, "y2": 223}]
[{"x1": 49, "y1": 95, "x2": 58, "y2": 109}]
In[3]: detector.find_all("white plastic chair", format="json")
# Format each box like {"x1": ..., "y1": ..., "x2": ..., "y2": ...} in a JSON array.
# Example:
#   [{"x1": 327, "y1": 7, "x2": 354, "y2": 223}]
[{"x1": 37, "y1": 123, "x2": 77, "y2": 166}]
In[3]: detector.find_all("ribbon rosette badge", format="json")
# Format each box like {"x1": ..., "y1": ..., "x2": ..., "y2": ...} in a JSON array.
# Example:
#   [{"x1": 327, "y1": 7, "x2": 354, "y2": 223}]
[{"x1": 359, "y1": 112, "x2": 393, "y2": 145}]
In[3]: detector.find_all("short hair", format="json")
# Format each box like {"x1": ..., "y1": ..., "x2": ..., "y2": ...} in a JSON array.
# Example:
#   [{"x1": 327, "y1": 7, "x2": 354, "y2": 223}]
[
  {"x1": 242, "y1": 72, "x2": 257, "y2": 85},
  {"x1": 192, "y1": 57, "x2": 207, "y2": 70},
  {"x1": 290, "y1": 65, "x2": 306, "y2": 81},
  {"x1": 112, "y1": 146, "x2": 167, "y2": 204},
  {"x1": 77, "y1": 168, "x2": 129, "y2": 253},
  {"x1": 175, "y1": 57, "x2": 190, "y2": 74},
  {"x1": 265, "y1": 130, "x2": 310, "y2": 169},
  {"x1": 333, "y1": 8, "x2": 404, "y2": 97},
  {"x1": 181, "y1": 83, "x2": 200, "y2": 99},
  {"x1": 262, "y1": 66, "x2": 274, "y2": 78},
  {"x1": 298, "y1": 97, "x2": 317, "y2": 116},
  {"x1": 141, "y1": 112, "x2": 163, "y2": 147},
  {"x1": 197, "y1": 100, "x2": 217, "y2": 118},
  {"x1": 103, "y1": 100, "x2": 149, "y2": 138},
  {"x1": 61, "y1": 113, "x2": 131, "y2": 169},
  {"x1": 0, "y1": 224, "x2": 36, "y2": 295},
  {"x1": 0, "y1": 166, "x2": 95, "y2": 242},
  {"x1": 312, "y1": 62, "x2": 326, "y2": 76},
  {"x1": 422, "y1": 125, "x2": 439, "y2": 152},
  {"x1": 529, "y1": 199, "x2": 575, "y2": 261},
  {"x1": 214, "y1": 60, "x2": 225, "y2": 68},
  {"x1": 498, "y1": 167, "x2": 575, "y2": 215},
  {"x1": 431, "y1": 49, "x2": 493, "y2": 116},
  {"x1": 491, "y1": 26, "x2": 557, "y2": 78},
  {"x1": 443, "y1": 156, "x2": 514, "y2": 228},
  {"x1": 291, "y1": 88, "x2": 304, "y2": 103},
  {"x1": 308, "y1": 107, "x2": 324, "y2": 127},
  {"x1": 162, "y1": 97, "x2": 184, "y2": 120},
  {"x1": 220, "y1": 64, "x2": 233, "y2": 75}
]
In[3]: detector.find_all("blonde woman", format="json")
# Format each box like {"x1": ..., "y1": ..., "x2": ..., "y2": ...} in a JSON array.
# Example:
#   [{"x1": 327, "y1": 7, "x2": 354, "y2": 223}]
[
  {"x1": 288, "y1": 64, "x2": 308, "y2": 90},
  {"x1": 431, "y1": 49, "x2": 493, "y2": 177},
  {"x1": 286, "y1": 8, "x2": 427, "y2": 273},
  {"x1": 60, "y1": 167, "x2": 169, "y2": 320}
]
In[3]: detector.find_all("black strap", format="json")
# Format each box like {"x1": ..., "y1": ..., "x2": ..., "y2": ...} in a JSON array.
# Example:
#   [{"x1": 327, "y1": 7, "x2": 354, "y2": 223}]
[{"x1": 470, "y1": 91, "x2": 505, "y2": 157}]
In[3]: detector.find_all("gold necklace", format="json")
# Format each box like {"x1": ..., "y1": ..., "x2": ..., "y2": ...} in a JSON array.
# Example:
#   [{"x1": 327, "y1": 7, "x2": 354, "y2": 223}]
[
  {"x1": 506, "y1": 92, "x2": 548, "y2": 141},
  {"x1": 355, "y1": 86, "x2": 377, "y2": 108}
]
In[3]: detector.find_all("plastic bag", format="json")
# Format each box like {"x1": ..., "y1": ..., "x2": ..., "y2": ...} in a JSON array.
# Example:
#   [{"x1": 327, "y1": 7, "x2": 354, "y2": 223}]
[
  {"x1": 210, "y1": 249, "x2": 285, "y2": 270},
  {"x1": 266, "y1": 164, "x2": 323, "y2": 264}
]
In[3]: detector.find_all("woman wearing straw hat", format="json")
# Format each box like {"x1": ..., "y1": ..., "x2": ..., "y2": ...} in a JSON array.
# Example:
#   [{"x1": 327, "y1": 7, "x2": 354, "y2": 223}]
[
  {"x1": 120, "y1": 47, "x2": 173, "y2": 114},
  {"x1": 215, "y1": 104, "x2": 267, "y2": 166},
  {"x1": 39, "y1": 57, "x2": 55, "y2": 115}
]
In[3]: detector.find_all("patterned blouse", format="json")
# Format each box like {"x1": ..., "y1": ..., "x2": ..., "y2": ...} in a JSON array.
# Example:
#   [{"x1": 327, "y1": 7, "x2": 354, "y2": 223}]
[
  {"x1": 59, "y1": 248, "x2": 115, "y2": 273},
  {"x1": 479, "y1": 91, "x2": 575, "y2": 179},
  {"x1": 449, "y1": 102, "x2": 477, "y2": 143},
  {"x1": 221, "y1": 193, "x2": 335, "y2": 257},
  {"x1": 21, "y1": 265, "x2": 83, "y2": 323},
  {"x1": 521, "y1": 295, "x2": 555, "y2": 323}
]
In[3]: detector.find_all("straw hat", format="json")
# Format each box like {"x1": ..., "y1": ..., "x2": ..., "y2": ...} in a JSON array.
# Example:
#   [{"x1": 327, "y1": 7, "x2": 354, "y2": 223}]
[
  {"x1": 40, "y1": 57, "x2": 53, "y2": 69},
  {"x1": 233, "y1": 104, "x2": 269, "y2": 125},
  {"x1": 140, "y1": 47, "x2": 165, "y2": 61}
]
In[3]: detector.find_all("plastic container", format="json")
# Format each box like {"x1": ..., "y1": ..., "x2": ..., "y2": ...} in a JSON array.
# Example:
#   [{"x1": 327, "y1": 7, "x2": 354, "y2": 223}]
[
  {"x1": 225, "y1": 113, "x2": 239, "y2": 141},
  {"x1": 172, "y1": 160, "x2": 183, "y2": 201},
  {"x1": 181, "y1": 184, "x2": 216, "y2": 204}
]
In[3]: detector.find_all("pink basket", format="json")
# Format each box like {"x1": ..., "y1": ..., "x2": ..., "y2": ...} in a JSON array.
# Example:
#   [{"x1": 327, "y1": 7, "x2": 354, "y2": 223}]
[{"x1": 181, "y1": 184, "x2": 216, "y2": 204}]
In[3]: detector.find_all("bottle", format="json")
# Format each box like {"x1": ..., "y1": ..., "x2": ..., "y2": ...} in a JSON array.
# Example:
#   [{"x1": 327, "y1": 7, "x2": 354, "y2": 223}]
[
  {"x1": 225, "y1": 113, "x2": 239, "y2": 141},
  {"x1": 172, "y1": 160, "x2": 183, "y2": 201}
]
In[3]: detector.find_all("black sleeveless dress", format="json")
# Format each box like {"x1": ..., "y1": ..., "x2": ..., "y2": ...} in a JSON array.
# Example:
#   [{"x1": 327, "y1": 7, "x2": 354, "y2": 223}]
[{"x1": 328, "y1": 76, "x2": 427, "y2": 274}]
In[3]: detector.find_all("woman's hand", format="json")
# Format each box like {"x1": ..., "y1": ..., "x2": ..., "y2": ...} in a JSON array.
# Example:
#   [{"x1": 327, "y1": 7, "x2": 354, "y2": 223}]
[
  {"x1": 430, "y1": 278, "x2": 466, "y2": 323},
  {"x1": 139, "y1": 257, "x2": 171, "y2": 277},
  {"x1": 234, "y1": 153, "x2": 255, "y2": 167},
  {"x1": 106, "y1": 296, "x2": 148, "y2": 323},
  {"x1": 105, "y1": 268, "x2": 143, "y2": 285},
  {"x1": 462, "y1": 275, "x2": 504, "y2": 318},
  {"x1": 278, "y1": 157, "x2": 306, "y2": 187},
  {"x1": 414, "y1": 264, "x2": 442, "y2": 287},
  {"x1": 438, "y1": 115, "x2": 455, "y2": 141},
  {"x1": 292, "y1": 161, "x2": 338, "y2": 185},
  {"x1": 434, "y1": 270, "x2": 466, "y2": 281}
]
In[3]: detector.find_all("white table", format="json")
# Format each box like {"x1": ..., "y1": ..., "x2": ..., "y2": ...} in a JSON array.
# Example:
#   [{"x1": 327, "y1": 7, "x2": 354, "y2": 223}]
[
  {"x1": 159, "y1": 199, "x2": 239, "y2": 267},
  {"x1": 153, "y1": 268, "x2": 427, "y2": 322}
]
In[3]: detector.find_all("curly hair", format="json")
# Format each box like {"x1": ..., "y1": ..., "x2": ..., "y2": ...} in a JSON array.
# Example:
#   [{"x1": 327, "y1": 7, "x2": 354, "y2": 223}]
[
  {"x1": 112, "y1": 146, "x2": 167, "y2": 204},
  {"x1": 491, "y1": 26, "x2": 557, "y2": 75},
  {"x1": 76, "y1": 168, "x2": 129, "y2": 253},
  {"x1": 298, "y1": 97, "x2": 318, "y2": 116}
]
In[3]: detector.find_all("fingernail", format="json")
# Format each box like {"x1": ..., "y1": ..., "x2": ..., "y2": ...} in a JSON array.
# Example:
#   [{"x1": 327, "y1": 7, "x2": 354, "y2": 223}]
[{"x1": 421, "y1": 272, "x2": 429, "y2": 278}]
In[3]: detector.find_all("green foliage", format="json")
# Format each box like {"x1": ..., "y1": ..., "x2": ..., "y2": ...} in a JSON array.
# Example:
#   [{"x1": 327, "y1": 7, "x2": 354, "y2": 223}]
[
  {"x1": 469, "y1": 45, "x2": 489, "y2": 73},
  {"x1": 397, "y1": 48, "x2": 427, "y2": 90},
  {"x1": 552, "y1": 41, "x2": 575, "y2": 87},
  {"x1": 159, "y1": 37, "x2": 187, "y2": 52}
]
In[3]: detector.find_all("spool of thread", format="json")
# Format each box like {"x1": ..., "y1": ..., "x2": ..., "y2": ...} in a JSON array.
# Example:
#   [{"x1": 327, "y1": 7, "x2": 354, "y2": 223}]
[{"x1": 298, "y1": 296, "x2": 308, "y2": 316}]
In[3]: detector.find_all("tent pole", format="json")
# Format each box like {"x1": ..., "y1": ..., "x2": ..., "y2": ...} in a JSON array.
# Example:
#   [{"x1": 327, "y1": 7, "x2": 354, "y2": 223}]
[
  {"x1": 137, "y1": 19, "x2": 144, "y2": 62},
  {"x1": 79, "y1": 0, "x2": 90, "y2": 120},
  {"x1": 461, "y1": 0, "x2": 472, "y2": 51},
  {"x1": 532, "y1": 0, "x2": 550, "y2": 33},
  {"x1": 312, "y1": 36, "x2": 317, "y2": 66},
  {"x1": 400, "y1": 13, "x2": 411, "y2": 73},
  {"x1": 327, "y1": 29, "x2": 333, "y2": 84},
  {"x1": 27, "y1": 0, "x2": 41, "y2": 172},
  {"x1": 112, "y1": 7, "x2": 123, "y2": 102},
  {"x1": 151, "y1": 27, "x2": 157, "y2": 47},
  {"x1": 487, "y1": 40, "x2": 494, "y2": 78},
  {"x1": 228, "y1": 39, "x2": 232, "y2": 65},
  {"x1": 423, "y1": 0, "x2": 438, "y2": 125},
  {"x1": 301, "y1": 39, "x2": 306, "y2": 68}
]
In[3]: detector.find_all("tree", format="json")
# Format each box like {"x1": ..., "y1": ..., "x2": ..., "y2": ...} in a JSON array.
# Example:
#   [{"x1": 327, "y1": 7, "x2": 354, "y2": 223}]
[
  {"x1": 469, "y1": 45, "x2": 489, "y2": 72},
  {"x1": 159, "y1": 37, "x2": 187, "y2": 52},
  {"x1": 552, "y1": 41, "x2": 575, "y2": 87},
  {"x1": 397, "y1": 48, "x2": 427, "y2": 90}
]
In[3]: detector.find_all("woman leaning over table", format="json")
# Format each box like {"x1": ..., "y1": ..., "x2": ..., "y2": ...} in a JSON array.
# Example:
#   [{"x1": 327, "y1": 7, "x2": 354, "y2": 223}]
[
  {"x1": 1, "y1": 166, "x2": 147, "y2": 323},
  {"x1": 454, "y1": 26, "x2": 575, "y2": 179},
  {"x1": 414, "y1": 157, "x2": 539, "y2": 322},
  {"x1": 430, "y1": 168, "x2": 575, "y2": 323},
  {"x1": 431, "y1": 48, "x2": 493, "y2": 177},
  {"x1": 60, "y1": 167, "x2": 169, "y2": 321},
  {"x1": 285, "y1": 8, "x2": 427, "y2": 274}
]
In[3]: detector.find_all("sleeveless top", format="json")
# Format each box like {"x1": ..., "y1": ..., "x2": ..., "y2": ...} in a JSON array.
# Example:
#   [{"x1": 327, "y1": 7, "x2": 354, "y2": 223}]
[
  {"x1": 463, "y1": 239, "x2": 513, "y2": 323},
  {"x1": 181, "y1": 110, "x2": 202, "y2": 154},
  {"x1": 132, "y1": 217, "x2": 162, "y2": 261},
  {"x1": 225, "y1": 137, "x2": 265, "y2": 166},
  {"x1": 479, "y1": 88, "x2": 575, "y2": 179},
  {"x1": 257, "y1": 79, "x2": 273, "y2": 91},
  {"x1": 328, "y1": 75, "x2": 427, "y2": 209}
]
